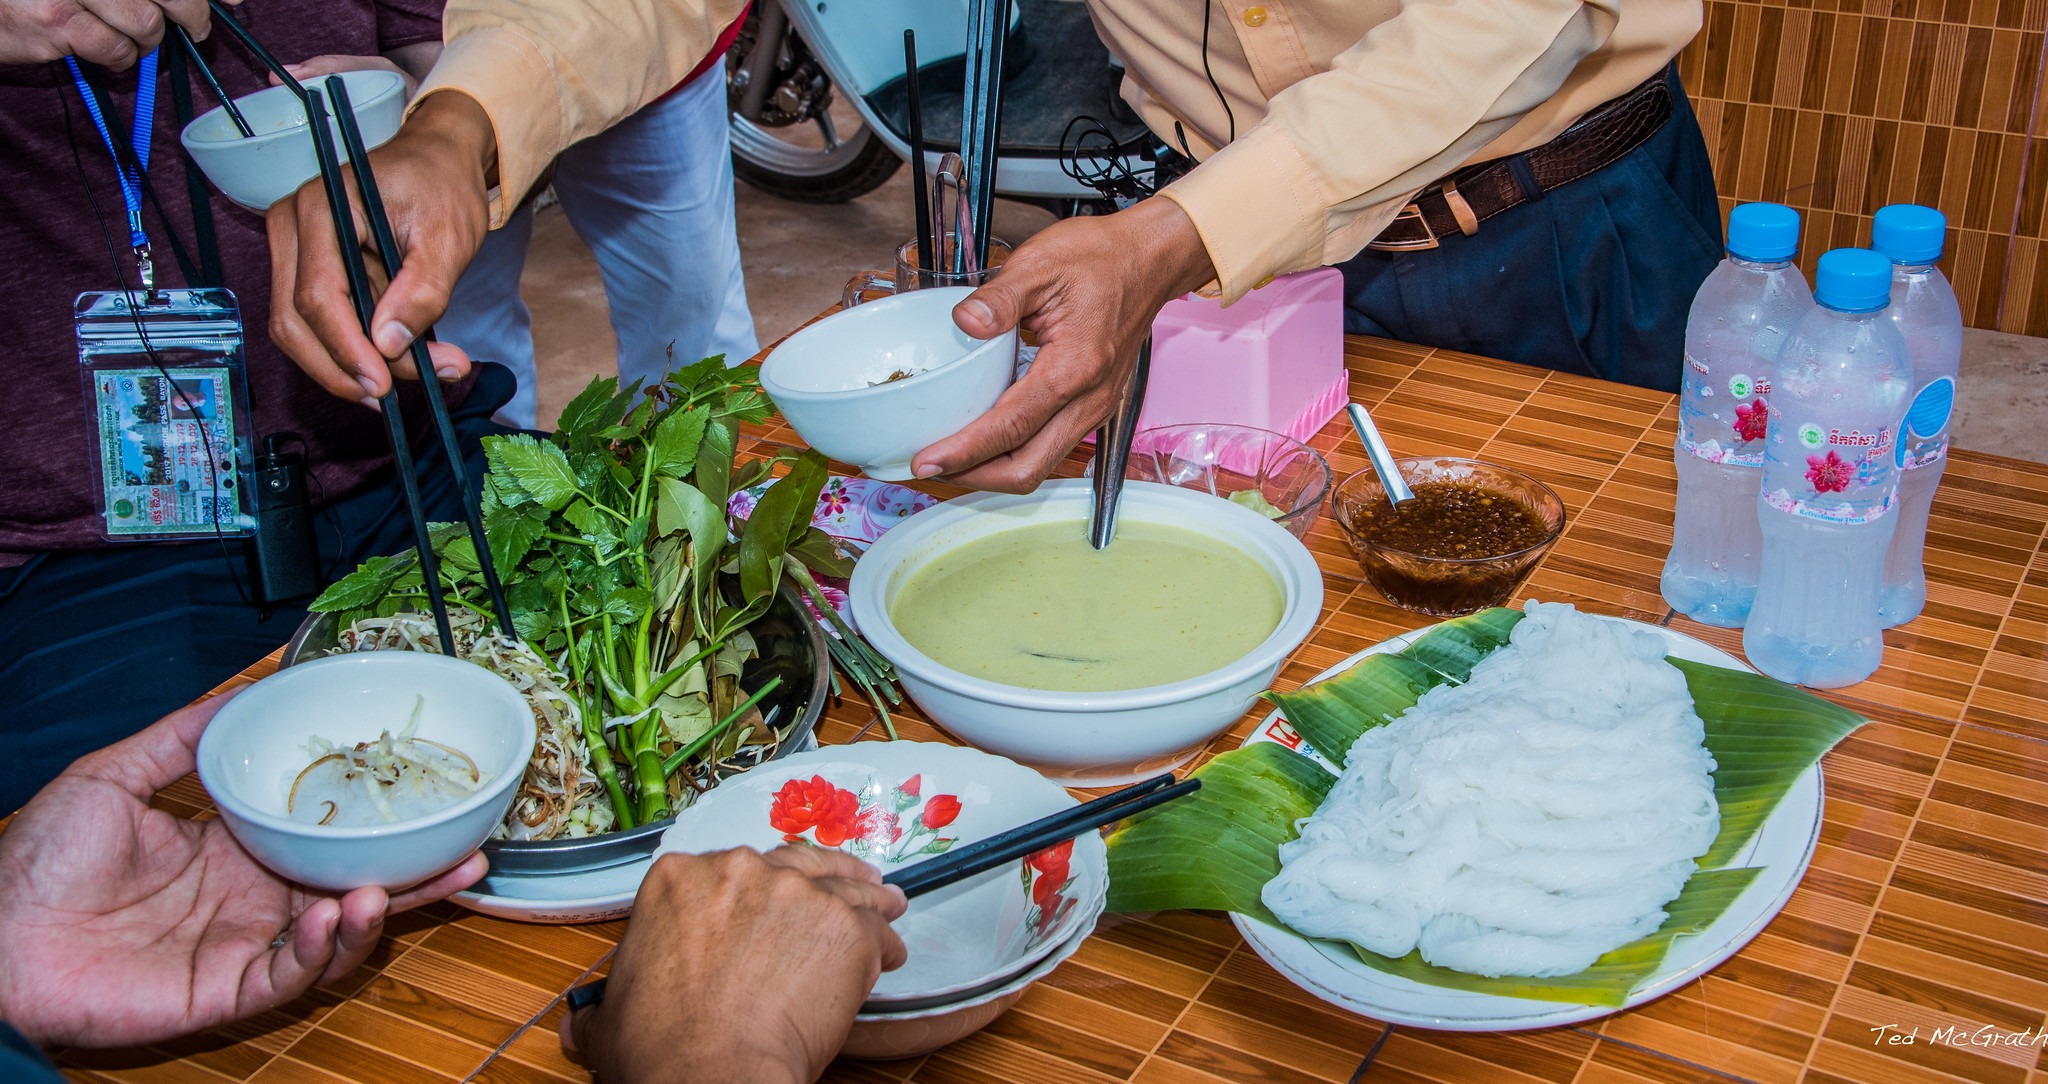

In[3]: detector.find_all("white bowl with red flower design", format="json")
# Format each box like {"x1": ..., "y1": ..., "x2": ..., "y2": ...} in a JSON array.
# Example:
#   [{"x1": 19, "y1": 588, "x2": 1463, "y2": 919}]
[{"x1": 654, "y1": 742, "x2": 1106, "y2": 1005}]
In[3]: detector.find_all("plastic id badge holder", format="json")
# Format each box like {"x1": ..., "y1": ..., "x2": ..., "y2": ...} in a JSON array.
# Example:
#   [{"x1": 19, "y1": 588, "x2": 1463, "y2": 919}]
[{"x1": 76, "y1": 288, "x2": 256, "y2": 540}]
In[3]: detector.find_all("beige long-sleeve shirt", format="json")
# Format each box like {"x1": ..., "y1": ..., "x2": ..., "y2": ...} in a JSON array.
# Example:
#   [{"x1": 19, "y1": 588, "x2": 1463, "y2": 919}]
[{"x1": 415, "y1": 0, "x2": 1697, "y2": 300}]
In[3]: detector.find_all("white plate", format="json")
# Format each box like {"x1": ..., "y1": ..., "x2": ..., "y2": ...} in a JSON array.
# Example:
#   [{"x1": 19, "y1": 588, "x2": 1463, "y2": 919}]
[
  {"x1": 450, "y1": 853, "x2": 650, "y2": 924},
  {"x1": 1232, "y1": 613, "x2": 1825, "y2": 1031}
]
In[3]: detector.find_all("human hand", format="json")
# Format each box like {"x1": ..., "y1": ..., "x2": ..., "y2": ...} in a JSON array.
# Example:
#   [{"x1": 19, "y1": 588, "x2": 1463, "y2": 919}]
[
  {"x1": 270, "y1": 54, "x2": 419, "y2": 100},
  {"x1": 0, "y1": 693, "x2": 487, "y2": 1049},
  {"x1": 0, "y1": 0, "x2": 234, "y2": 68},
  {"x1": 266, "y1": 90, "x2": 494, "y2": 407},
  {"x1": 564, "y1": 847, "x2": 909, "y2": 1084},
  {"x1": 911, "y1": 197, "x2": 1217, "y2": 492}
]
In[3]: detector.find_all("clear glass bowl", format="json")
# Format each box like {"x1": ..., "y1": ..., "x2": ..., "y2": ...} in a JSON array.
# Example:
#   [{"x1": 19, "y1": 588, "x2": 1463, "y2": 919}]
[
  {"x1": 1087, "y1": 423, "x2": 1332, "y2": 540},
  {"x1": 1331, "y1": 457, "x2": 1566, "y2": 616}
]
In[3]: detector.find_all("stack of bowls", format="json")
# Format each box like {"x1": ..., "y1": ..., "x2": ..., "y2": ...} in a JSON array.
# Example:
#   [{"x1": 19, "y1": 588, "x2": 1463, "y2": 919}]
[{"x1": 657, "y1": 742, "x2": 1108, "y2": 1060}]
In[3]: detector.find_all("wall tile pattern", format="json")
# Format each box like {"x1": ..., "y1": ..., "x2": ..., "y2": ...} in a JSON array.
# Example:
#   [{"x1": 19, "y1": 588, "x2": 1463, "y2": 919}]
[{"x1": 1676, "y1": 0, "x2": 2048, "y2": 334}]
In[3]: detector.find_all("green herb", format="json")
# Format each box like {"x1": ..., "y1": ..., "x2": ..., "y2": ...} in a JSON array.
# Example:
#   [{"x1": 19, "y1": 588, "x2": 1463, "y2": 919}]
[{"x1": 312, "y1": 360, "x2": 878, "y2": 829}]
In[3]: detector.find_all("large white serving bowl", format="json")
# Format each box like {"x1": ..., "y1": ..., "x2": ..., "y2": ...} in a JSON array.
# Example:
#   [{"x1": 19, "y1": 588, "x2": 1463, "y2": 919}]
[
  {"x1": 180, "y1": 69, "x2": 406, "y2": 211},
  {"x1": 848, "y1": 479, "x2": 1324, "y2": 785},
  {"x1": 196, "y1": 653, "x2": 534, "y2": 892},
  {"x1": 656, "y1": 742, "x2": 1107, "y2": 1006},
  {"x1": 760, "y1": 287, "x2": 1017, "y2": 481}
]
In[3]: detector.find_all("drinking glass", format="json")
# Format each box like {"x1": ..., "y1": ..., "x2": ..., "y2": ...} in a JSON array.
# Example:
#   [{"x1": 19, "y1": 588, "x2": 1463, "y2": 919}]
[{"x1": 843, "y1": 238, "x2": 1012, "y2": 308}]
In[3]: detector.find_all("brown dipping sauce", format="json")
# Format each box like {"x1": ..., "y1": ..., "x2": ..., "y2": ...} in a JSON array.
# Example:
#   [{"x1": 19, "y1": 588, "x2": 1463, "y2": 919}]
[{"x1": 1345, "y1": 481, "x2": 1551, "y2": 558}]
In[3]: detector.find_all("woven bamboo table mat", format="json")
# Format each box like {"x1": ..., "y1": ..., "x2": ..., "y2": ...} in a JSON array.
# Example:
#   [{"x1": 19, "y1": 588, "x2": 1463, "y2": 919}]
[{"x1": 37, "y1": 335, "x2": 2048, "y2": 1084}]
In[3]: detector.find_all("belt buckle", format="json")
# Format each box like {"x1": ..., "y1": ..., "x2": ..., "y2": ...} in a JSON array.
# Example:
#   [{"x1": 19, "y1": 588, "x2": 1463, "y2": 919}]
[{"x1": 1368, "y1": 203, "x2": 1440, "y2": 252}]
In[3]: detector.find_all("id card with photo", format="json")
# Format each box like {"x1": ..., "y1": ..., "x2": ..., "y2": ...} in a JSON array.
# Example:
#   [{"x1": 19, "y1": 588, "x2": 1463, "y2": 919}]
[{"x1": 76, "y1": 289, "x2": 256, "y2": 540}]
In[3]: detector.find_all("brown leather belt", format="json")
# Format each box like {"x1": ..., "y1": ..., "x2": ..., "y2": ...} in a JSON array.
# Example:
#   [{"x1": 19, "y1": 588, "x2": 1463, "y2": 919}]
[{"x1": 1367, "y1": 66, "x2": 1675, "y2": 252}]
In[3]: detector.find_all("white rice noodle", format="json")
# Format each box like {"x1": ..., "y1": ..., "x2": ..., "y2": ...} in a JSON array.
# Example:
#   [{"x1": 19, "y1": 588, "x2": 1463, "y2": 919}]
[{"x1": 1262, "y1": 602, "x2": 1719, "y2": 978}]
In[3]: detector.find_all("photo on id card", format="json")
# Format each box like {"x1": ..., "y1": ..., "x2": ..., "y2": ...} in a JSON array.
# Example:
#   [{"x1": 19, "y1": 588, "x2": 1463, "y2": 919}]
[{"x1": 76, "y1": 288, "x2": 256, "y2": 540}]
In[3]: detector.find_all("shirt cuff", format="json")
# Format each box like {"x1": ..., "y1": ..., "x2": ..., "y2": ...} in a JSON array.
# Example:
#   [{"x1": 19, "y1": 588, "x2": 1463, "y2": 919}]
[
  {"x1": 408, "y1": 25, "x2": 566, "y2": 228},
  {"x1": 1157, "y1": 125, "x2": 1329, "y2": 304}
]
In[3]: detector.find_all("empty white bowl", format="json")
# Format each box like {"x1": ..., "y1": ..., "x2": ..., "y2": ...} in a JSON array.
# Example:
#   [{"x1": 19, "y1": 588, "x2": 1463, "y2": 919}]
[
  {"x1": 848, "y1": 479, "x2": 1324, "y2": 785},
  {"x1": 655, "y1": 741, "x2": 1106, "y2": 1005},
  {"x1": 179, "y1": 69, "x2": 406, "y2": 211},
  {"x1": 196, "y1": 653, "x2": 534, "y2": 892},
  {"x1": 760, "y1": 287, "x2": 1017, "y2": 480}
]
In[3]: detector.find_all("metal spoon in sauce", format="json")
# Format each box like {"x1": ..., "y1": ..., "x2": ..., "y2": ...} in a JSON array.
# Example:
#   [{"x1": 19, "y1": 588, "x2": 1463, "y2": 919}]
[{"x1": 1346, "y1": 402, "x2": 1415, "y2": 508}]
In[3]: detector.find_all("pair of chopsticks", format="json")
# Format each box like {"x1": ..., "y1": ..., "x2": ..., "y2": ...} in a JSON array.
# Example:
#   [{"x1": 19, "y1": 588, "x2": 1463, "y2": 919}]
[
  {"x1": 195, "y1": 1, "x2": 513, "y2": 649},
  {"x1": 561, "y1": 771, "x2": 1200, "y2": 1012},
  {"x1": 1090, "y1": 337, "x2": 1153, "y2": 549},
  {"x1": 959, "y1": 0, "x2": 1009, "y2": 272}
]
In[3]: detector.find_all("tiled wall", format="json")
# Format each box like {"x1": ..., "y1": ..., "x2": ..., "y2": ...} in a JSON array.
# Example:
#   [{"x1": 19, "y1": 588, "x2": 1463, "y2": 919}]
[{"x1": 1677, "y1": 0, "x2": 2048, "y2": 336}]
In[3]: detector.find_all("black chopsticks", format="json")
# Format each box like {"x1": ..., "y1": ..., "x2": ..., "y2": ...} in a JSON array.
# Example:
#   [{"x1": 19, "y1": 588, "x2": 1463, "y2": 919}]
[
  {"x1": 326, "y1": 77, "x2": 513, "y2": 634},
  {"x1": 560, "y1": 772, "x2": 1201, "y2": 1013},
  {"x1": 204, "y1": 1, "x2": 512, "y2": 649},
  {"x1": 887, "y1": 771, "x2": 1193, "y2": 896},
  {"x1": 169, "y1": 25, "x2": 252, "y2": 137},
  {"x1": 903, "y1": 30, "x2": 932, "y2": 289}
]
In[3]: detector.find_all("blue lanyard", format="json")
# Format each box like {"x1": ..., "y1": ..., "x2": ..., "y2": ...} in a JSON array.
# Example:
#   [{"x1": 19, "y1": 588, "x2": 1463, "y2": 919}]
[{"x1": 66, "y1": 51, "x2": 159, "y2": 256}]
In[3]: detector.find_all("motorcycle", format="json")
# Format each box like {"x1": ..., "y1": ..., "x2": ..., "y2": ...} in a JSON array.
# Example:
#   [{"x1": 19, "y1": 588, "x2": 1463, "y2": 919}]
[{"x1": 724, "y1": 0, "x2": 1162, "y2": 217}]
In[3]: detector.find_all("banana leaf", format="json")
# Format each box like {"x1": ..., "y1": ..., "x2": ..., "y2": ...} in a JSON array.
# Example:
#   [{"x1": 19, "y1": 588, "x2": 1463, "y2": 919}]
[
  {"x1": 1105, "y1": 744, "x2": 1335, "y2": 926},
  {"x1": 1107, "y1": 610, "x2": 1868, "y2": 1005}
]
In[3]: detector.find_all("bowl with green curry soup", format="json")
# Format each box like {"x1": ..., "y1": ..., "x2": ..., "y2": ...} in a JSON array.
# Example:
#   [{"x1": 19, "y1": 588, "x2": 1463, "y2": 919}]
[{"x1": 848, "y1": 479, "x2": 1323, "y2": 786}]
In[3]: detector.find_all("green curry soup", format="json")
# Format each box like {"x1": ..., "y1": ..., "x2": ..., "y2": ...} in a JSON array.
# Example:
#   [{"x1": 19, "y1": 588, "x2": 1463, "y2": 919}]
[{"x1": 888, "y1": 521, "x2": 1285, "y2": 692}]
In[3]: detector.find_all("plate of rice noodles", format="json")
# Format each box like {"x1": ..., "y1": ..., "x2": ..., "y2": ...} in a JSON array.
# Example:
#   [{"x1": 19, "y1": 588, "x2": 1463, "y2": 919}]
[{"x1": 1102, "y1": 601, "x2": 1869, "y2": 1030}]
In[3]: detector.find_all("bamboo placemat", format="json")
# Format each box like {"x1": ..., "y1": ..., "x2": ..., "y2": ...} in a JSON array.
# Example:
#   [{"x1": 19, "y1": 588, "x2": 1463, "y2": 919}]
[{"x1": 41, "y1": 336, "x2": 2048, "y2": 1084}]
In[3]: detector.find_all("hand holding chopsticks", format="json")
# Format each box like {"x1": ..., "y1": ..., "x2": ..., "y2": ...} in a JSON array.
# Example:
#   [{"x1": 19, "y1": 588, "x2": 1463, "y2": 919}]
[
  {"x1": 202, "y1": 4, "x2": 512, "y2": 646},
  {"x1": 563, "y1": 772, "x2": 1200, "y2": 1011}
]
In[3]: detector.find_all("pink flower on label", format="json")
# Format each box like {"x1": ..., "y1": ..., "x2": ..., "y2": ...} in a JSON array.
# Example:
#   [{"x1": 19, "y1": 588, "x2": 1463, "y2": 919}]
[
  {"x1": 1734, "y1": 398, "x2": 1769, "y2": 442},
  {"x1": 1805, "y1": 450, "x2": 1854, "y2": 494}
]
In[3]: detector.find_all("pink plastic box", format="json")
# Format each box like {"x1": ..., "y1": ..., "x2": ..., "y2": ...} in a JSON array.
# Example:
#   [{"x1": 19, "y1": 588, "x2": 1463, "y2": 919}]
[{"x1": 1139, "y1": 266, "x2": 1348, "y2": 446}]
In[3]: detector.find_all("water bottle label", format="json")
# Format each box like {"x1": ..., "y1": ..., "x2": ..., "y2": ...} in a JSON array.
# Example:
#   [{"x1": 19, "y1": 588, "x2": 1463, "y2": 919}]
[
  {"x1": 1762, "y1": 422, "x2": 1900, "y2": 524},
  {"x1": 1894, "y1": 377, "x2": 1956, "y2": 468},
  {"x1": 1678, "y1": 353, "x2": 1770, "y2": 466}
]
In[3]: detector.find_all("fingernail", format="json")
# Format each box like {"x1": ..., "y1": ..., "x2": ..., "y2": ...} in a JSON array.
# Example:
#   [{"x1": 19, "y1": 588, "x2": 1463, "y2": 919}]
[
  {"x1": 435, "y1": 365, "x2": 462, "y2": 382},
  {"x1": 358, "y1": 395, "x2": 382, "y2": 412},
  {"x1": 913, "y1": 463, "x2": 943, "y2": 479},
  {"x1": 356, "y1": 375, "x2": 381, "y2": 398},
  {"x1": 958, "y1": 299, "x2": 994, "y2": 327},
  {"x1": 374, "y1": 321, "x2": 414, "y2": 356}
]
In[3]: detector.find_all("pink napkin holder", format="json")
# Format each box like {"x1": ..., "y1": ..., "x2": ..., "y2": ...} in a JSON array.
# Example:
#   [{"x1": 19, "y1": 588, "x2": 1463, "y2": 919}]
[{"x1": 1138, "y1": 266, "x2": 1348, "y2": 444}]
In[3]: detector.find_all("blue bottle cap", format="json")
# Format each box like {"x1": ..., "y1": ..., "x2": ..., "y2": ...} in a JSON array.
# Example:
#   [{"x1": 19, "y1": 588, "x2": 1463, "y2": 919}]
[
  {"x1": 1871, "y1": 204, "x2": 1947, "y2": 264},
  {"x1": 1725, "y1": 202, "x2": 1800, "y2": 262},
  {"x1": 1812, "y1": 248, "x2": 1894, "y2": 313}
]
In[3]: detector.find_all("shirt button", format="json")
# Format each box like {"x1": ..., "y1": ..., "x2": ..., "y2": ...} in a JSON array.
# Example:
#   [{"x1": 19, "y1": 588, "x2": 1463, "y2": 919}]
[{"x1": 1243, "y1": 6, "x2": 1269, "y2": 26}]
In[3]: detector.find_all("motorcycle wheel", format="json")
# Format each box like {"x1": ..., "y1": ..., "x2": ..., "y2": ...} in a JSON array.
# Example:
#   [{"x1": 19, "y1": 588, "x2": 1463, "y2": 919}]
[{"x1": 726, "y1": 5, "x2": 901, "y2": 203}]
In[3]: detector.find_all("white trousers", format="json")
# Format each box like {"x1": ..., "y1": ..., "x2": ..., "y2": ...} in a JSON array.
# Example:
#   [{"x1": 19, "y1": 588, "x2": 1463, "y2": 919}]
[{"x1": 438, "y1": 72, "x2": 759, "y2": 429}]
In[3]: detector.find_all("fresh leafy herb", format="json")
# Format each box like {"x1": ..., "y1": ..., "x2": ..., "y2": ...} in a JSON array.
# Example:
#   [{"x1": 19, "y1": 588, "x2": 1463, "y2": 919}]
[{"x1": 313, "y1": 362, "x2": 875, "y2": 830}]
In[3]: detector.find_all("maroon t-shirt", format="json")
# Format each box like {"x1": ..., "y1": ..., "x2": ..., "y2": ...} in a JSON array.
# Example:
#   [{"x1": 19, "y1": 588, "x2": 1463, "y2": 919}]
[{"x1": 0, "y1": 0, "x2": 451, "y2": 567}]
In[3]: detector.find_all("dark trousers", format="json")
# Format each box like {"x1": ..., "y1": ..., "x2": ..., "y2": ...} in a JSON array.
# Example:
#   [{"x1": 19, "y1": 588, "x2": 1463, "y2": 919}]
[
  {"x1": 1339, "y1": 68, "x2": 1723, "y2": 393},
  {"x1": 0, "y1": 365, "x2": 518, "y2": 813}
]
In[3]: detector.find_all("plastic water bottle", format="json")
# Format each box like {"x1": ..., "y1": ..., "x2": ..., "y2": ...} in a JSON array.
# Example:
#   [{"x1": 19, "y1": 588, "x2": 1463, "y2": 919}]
[
  {"x1": 1870, "y1": 206, "x2": 1962, "y2": 628},
  {"x1": 1745, "y1": 249, "x2": 1912, "y2": 688},
  {"x1": 1662, "y1": 203, "x2": 1813, "y2": 626}
]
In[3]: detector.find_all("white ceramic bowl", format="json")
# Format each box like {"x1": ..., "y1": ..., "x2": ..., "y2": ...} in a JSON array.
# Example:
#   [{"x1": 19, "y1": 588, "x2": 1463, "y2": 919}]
[
  {"x1": 759, "y1": 287, "x2": 1017, "y2": 480},
  {"x1": 180, "y1": 69, "x2": 406, "y2": 211},
  {"x1": 196, "y1": 653, "x2": 534, "y2": 892},
  {"x1": 655, "y1": 742, "x2": 1106, "y2": 1005},
  {"x1": 840, "y1": 899, "x2": 1101, "y2": 1060},
  {"x1": 848, "y1": 479, "x2": 1324, "y2": 785}
]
